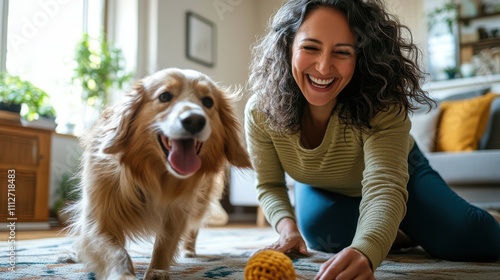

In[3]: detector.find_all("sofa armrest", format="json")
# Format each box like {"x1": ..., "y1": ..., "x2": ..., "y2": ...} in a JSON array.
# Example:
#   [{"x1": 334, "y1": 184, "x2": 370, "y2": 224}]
[
  {"x1": 479, "y1": 97, "x2": 500, "y2": 149},
  {"x1": 229, "y1": 167, "x2": 295, "y2": 207},
  {"x1": 426, "y1": 150, "x2": 500, "y2": 185}
]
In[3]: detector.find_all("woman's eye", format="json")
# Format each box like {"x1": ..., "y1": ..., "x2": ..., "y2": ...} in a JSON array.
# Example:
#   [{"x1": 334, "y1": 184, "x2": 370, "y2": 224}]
[
  {"x1": 201, "y1": 96, "x2": 214, "y2": 108},
  {"x1": 159, "y1": 92, "x2": 173, "y2": 102},
  {"x1": 303, "y1": 46, "x2": 319, "y2": 51},
  {"x1": 335, "y1": 51, "x2": 352, "y2": 56}
]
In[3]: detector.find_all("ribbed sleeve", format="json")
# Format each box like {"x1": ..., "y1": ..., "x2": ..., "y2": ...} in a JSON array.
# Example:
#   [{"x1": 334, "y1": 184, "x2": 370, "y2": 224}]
[
  {"x1": 244, "y1": 96, "x2": 296, "y2": 228},
  {"x1": 351, "y1": 107, "x2": 411, "y2": 270},
  {"x1": 244, "y1": 95, "x2": 413, "y2": 270}
]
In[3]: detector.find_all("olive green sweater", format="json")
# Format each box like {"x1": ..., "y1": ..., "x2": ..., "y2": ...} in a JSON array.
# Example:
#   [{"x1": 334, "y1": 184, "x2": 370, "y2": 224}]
[{"x1": 244, "y1": 94, "x2": 413, "y2": 270}]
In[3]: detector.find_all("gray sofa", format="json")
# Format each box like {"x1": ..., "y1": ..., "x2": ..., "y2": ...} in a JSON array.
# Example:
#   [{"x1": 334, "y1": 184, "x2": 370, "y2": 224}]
[{"x1": 410, "y1": 88, "x2": 500, "y2": 208}]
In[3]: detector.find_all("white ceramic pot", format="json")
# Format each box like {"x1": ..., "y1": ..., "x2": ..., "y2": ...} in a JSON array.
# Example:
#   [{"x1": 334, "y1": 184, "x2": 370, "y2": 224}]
[{"x1": 460, "y1": 63, "x2": 476, "y2": 78}]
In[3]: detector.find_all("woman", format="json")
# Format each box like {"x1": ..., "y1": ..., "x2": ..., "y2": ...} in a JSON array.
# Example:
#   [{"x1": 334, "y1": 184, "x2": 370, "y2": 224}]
[{"x1": 244, "y1": 0, "x2": 500, "y2": 279}]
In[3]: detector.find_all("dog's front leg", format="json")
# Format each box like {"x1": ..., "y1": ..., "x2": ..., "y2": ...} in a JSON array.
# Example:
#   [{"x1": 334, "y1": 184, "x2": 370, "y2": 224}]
[
  {"x1": 75, "y1": 231, "x2": 136, "y2": 280},
  {"x1": 182, "y1": 227, "x2": 199, "y2": 258},
  {"x1": 144, "y1": 219, "x2": 188, "y2": 280}
]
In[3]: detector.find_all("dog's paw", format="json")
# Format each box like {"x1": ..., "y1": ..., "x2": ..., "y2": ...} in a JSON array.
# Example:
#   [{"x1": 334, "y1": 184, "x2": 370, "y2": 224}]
[
  {"x1": 106, "y1": 270, "x2": 136, "y2": 280},
  {"x1": 144, "y1": 269, "x2": 171, "y2": 280},
  {"x1": 181, "y1": 250, "x2": 197, "y2": 258},
  {"x1": 57, "y1": 252, "x2": 78, "y2": 263}
]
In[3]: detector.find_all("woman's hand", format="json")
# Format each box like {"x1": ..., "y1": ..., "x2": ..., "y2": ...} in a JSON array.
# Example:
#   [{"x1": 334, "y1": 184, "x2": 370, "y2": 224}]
[
  {"x1": 315, "y1": 247, "x2": 375, "y2": 280},
  {"x1": 264, "y1": 217, "x2": 308, "y2": 254}
]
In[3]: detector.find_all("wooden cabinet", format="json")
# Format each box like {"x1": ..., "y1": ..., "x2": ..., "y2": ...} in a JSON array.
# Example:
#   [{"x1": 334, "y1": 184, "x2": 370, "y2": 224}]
[
  {"x1": 457, "y1": 9, "x2": 500, "y2": 65},
  {"x1": 0, "y1": 119, "x2": 52, "y2": 226}
]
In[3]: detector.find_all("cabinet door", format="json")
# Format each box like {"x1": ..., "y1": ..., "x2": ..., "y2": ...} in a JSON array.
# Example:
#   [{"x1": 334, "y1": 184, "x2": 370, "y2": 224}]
[{"x1": 0, "y1": 125, "x2": 51, "y2": 222}]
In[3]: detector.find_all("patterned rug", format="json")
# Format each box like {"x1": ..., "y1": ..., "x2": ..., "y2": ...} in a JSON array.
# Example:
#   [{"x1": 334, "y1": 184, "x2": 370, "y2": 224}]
[{"x1": 1, "y1": 227, "x2": 499, "y2": 279}]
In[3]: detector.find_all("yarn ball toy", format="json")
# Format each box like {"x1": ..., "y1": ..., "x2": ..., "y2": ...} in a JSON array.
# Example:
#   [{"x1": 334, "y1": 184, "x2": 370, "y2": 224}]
[{"x1": 244, "y1": 249, "x2": 296, "y2": 280}]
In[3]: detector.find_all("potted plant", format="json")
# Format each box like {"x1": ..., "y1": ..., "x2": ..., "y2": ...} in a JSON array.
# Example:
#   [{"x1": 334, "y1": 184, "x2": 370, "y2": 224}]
[
  {"x1": 427, "y1": 0, "x2": 458, "y2": 33},
  {"x1": 54, "y1": 171, "x2": 81, "y2": 225},
  {"x1": 72, "y1": 33, "x2": 132, "y2": 114},
  {"x1": 443, "y1": 66, "x2": 459, "y2": 79},
  {"x1": 0, "y1": 72, "x2": 56, "y2": 121}
]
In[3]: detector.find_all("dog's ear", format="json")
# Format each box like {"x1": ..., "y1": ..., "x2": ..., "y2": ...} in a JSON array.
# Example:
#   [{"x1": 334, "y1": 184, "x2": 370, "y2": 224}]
[
  {"x1": 217, "y1": 89, "x2": 252, "y2": 169},
  {"x1": 101, "y1": 81, "x2": 145, "y2": 154}
]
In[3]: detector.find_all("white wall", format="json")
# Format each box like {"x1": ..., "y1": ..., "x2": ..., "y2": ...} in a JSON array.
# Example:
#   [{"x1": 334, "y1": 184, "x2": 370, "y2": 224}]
[
  {"x1": 255, "y1": 0, "x2": 284, "y2": 36},
  {"x1": 49, "y1": 134, "x2": 81, "y2": 209},
  {"x1": 141, "y1": 0, "x2": 253, "y2": 123},
  {"x1": 386, "y1": 0, "x2": 428, "y2": 72}
]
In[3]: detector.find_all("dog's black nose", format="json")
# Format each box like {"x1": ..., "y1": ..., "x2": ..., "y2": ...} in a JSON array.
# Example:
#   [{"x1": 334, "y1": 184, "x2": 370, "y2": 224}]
[{"x1": 181, "y1": 113, "x2": 206, "y2": 134}]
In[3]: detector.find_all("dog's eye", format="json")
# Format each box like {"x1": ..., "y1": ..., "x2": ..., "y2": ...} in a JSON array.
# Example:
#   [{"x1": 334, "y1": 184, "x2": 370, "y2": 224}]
[
  {"x1": 159, "y1": 92, "x2": 173, "y2": 102},
  {"x1": 201, "y1": 97, "x2": 214, "y2": 108}
]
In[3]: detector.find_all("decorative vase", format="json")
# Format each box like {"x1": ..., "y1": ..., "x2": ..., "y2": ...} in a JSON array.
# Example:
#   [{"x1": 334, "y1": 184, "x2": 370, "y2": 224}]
[{"x1": 460, "y1": 63, "x2": 476, "y2": 78}]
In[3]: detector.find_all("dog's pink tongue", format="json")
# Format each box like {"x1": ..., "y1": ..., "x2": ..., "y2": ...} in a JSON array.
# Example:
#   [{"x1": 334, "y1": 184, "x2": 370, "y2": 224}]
[{"x1": 168, "y1": 139, "x2": 201, "y2": 175}]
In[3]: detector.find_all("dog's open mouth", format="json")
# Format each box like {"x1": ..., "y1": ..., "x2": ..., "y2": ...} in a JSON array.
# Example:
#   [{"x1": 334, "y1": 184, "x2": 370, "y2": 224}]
[{"x1": 158, "y1": 134, "x2": 202, "y2": 175}]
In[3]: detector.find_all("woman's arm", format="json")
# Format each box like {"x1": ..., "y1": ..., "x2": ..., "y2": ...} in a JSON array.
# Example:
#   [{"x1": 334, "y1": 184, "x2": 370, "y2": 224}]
[
  {"x1": 352, "y1": 105, "x2": 411, "y2": 270},
  {"x1": 244, "y1": 95, "x2": 296, "y2": 230}
]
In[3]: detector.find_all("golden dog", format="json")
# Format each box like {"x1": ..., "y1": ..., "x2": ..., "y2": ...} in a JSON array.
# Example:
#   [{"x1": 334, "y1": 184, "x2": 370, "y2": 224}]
[{"x1": 61, "y1": 68, "x2": 252, "y2": 279}]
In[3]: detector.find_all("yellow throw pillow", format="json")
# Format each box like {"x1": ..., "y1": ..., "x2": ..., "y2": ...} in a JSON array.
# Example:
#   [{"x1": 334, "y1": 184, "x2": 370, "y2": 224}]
[{"x1": 436, "y1": 93, "x2": 499, "y2": 152}]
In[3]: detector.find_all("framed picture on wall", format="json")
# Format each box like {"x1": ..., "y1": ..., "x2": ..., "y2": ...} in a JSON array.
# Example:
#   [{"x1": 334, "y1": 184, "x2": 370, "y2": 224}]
[{"x1": 186, "y1": 11, "x2": 216, "y2": 67}]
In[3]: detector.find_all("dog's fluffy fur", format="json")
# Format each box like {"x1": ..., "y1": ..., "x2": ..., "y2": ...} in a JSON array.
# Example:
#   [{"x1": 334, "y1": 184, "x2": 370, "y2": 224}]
[{"x1": 62, "y1": 68, "x2": 251, "y2": 279}]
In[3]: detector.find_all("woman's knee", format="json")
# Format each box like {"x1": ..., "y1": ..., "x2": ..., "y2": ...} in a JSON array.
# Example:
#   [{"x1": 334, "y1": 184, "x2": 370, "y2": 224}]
[
  {"x1": 294, "y1": 184, "x2": 360, "y2": 253},
  {"x1": 299, "y1": 219, "x2": 355, "y2": 253},
  {"x1": 425, "y1": 208, "x2": 500, "y2": 261}
]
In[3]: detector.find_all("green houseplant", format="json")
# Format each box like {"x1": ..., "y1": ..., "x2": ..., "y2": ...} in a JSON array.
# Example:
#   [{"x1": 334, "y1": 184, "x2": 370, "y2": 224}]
[
  {"x1": 443, "y1": 66, "x2": 459, "y2": 79},
  {"x1": 72, "y1": 33, "x2": 132, "y2": 111},
  {"x1": 0, "y1": 73, "x2": 56, "y2": 121},
  {"x1": 427, "y1": 0, "x2": 458, "y2": 33}
]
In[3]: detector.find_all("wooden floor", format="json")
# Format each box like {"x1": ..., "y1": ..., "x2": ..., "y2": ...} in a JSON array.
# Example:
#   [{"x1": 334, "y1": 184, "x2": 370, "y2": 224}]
[
  {"x1": 3, "y1": 223, "x2": 262, "y2": 241},
  {"x1": 1, "y1": 226, "x2": 68, "y2": 240}
]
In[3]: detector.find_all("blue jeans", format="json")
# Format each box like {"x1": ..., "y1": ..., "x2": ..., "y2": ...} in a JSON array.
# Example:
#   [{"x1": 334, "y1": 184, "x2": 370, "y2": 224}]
[{"x1": 294, "y1": 144, "x2": 500, "y2": 261}]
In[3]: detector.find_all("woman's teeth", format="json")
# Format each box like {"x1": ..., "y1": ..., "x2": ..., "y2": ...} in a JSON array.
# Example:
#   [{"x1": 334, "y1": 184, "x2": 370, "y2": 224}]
[{"x1": 309, "y1": 75, "x2": 334, "y2": 88}]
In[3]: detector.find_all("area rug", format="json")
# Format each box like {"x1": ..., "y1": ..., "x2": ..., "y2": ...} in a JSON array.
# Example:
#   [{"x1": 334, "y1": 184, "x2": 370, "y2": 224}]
[{"x1": 1, "y1": 227, "x2": 499, "y2": 279}]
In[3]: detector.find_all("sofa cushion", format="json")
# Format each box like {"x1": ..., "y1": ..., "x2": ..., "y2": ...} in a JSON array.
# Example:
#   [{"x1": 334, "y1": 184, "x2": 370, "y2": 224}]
[
  {"x1": 435, "y1": 93, "x2": 500, "y2": 152},
  {"x1": 409, "y1": 108, "x2": 440, "y2": 153}
]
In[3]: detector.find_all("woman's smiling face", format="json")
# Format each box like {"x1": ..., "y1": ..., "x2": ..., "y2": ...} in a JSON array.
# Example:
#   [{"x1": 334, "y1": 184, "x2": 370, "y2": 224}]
[{"x1": 291, "y1": 7, "x2": 357, "y2": 110}]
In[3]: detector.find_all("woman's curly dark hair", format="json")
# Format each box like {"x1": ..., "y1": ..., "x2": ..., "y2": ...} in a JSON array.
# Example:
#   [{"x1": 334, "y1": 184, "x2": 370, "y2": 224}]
[{"x1": 247, "y1": 0, "x2": 434, "y2": 134}]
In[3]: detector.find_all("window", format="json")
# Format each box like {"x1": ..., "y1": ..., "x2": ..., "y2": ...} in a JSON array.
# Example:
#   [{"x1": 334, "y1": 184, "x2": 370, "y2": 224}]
[{"x1": 0, "y1": 0, "x2": 105, "y2": 134}]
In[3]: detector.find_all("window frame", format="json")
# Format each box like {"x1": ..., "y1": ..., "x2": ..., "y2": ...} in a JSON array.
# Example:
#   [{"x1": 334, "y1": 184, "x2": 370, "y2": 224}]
[{"x1": 0, "y1": 0, "x2": 8, "y2": 73}]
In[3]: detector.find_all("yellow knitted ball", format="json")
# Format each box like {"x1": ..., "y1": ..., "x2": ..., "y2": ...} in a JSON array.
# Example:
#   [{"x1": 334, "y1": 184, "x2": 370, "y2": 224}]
[{"x1": 244, "y1": 249, "x2": 296, "y2": 280}]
